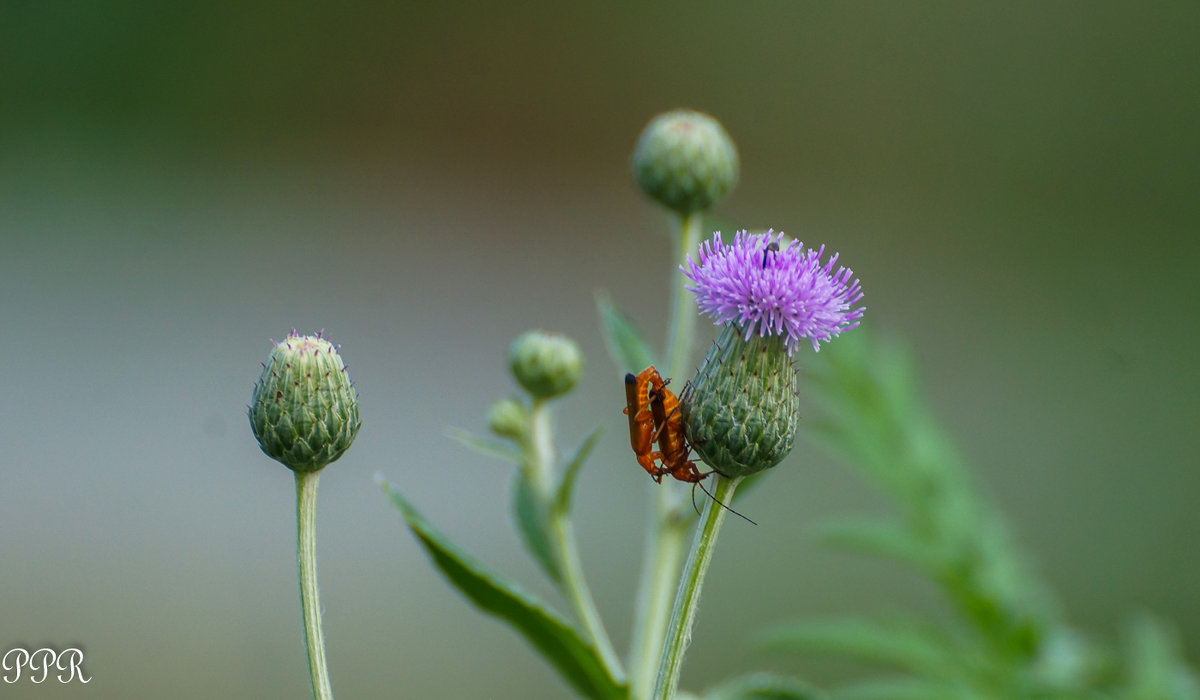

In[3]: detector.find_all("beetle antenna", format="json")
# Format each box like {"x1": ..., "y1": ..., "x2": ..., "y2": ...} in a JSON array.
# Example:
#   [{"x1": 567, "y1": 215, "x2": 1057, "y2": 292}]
[{"x1": 696, "y1": 479, "x2": 757, "y2": 526}]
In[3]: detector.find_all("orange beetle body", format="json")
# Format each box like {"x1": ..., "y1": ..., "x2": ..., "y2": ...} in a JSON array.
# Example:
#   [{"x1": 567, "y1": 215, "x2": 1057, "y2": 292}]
[
  {"x1": 624, "y1": 365, "x2": 756, "y2": 525},
  {"x1": 623, "y1": 366, "x2": 666, "y2": 482},
  {"x1": 649, "y1": 380, "x2": 712, "y2": 485}
]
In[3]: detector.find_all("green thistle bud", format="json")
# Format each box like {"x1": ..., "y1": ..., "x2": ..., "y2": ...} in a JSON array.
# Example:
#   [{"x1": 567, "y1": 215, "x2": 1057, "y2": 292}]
[
  {"x1": 681, "y1": 324, "x2": 798, "y2": 478},
  {"x1": 507, "y1": 331, "x2": 583, "y2": 400},
  {"x1": 249, "y1": 330, "x2": 361, "y2": 473},
  {"x1": 632, "y1": 109, "x2": 739, "y2": 215},
  {"x1": 487, "y1": 396, "x2": 528, "y2": 441}
]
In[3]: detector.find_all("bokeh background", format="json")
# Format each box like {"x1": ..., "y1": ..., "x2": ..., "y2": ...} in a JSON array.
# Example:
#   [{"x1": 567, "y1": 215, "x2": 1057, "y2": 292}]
[{"x1": 2, "y1": 2, "x2": 1198, "y2": 698}]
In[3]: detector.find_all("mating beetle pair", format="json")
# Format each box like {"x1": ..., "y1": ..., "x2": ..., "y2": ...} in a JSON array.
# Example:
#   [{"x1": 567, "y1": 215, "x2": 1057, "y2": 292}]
[{"x1": 623, "y1": 366, "x2": 754, "y2": 524}]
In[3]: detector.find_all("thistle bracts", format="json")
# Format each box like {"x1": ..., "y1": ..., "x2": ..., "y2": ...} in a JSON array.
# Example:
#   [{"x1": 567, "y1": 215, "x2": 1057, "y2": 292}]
[
  {"x1": 682, "y1": 324, "x2": 798, "y2": 478},
  {"x1": 508, "y1": 330, "x2": 584, "y2": 401},
  {"x1": 633, "y1": 109, "x2": 739, "y2": 215},
  {"x1": 249, "y1": 330, "x2": 361, "y2": 473}
]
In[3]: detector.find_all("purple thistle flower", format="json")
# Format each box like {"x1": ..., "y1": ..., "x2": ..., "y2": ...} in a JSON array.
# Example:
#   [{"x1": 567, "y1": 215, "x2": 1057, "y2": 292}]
[{"x1": 682, "y1": 230, "x2": 865, "y2": 354}]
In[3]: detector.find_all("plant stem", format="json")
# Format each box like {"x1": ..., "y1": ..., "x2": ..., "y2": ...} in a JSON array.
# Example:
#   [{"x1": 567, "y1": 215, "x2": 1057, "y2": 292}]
[
  {"x1": 629, "y1": 210, "x2": 704, "y2": 700},
  {"x1": 664, "y1": 210, "x2": 703, "y2": 383},
  {"x1": 552, "y1": 514, "x2": 625, "y2": 680},
  {"x1": 652, "y1": 474, "x2": 740, "y2": 700},
  {"x1": 295, "y1": 470, "x2": 334, "y2": 700},
  {"x1": 627, "y1": 514, "x2": 689, "y2": 700},
  {"x1": 529, "y1": 401, "x2": 624, "y2": 681}
]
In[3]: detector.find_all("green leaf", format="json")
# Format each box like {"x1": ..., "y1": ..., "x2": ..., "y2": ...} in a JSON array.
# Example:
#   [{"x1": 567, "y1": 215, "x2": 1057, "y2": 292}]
[
  {"x1": 704, "y1": 672, "x2": 828, "y2": 700},
  {"x1": 829, "y1": 678, "x2": 966, "y2": 700},
  {"x1": 512, "y1": 470, "x2": 562, "y2": 583},
  {"x1": 446, "y1": 426, "x2": 521, "y2": 463},
  {"x1": 1123, "y1": 615, "x2": 1200, "y2": 700},
  {"x1": 596, "y1": 292, "x2": 657, "y2": 374},
  {"x1": 555, "y1": 426, "x2": 604, "y2": 514},
  {"x1": 815, "y1": 516, "x2": 944, "y2": 575},
  {"x1": 760, "y1": 618, "x2": 954, "y2": 677},
  {"x1": 380, "y1": 480, "x2": 625, "y2": 700}
]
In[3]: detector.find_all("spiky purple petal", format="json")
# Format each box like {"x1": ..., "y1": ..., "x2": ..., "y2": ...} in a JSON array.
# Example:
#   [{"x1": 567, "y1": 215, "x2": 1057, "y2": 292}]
[{"x1": 682, "y1": 230, "x2": 865, "y2": 354}]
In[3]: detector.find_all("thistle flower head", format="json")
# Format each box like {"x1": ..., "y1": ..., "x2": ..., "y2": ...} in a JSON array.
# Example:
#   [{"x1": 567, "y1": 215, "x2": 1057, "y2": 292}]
[
  {"x1": 249, "y1": 330, "x2": 361, "y2": 473},
  {"x1": 682, "y1": 230, "x2": 865, "y2": 354}
]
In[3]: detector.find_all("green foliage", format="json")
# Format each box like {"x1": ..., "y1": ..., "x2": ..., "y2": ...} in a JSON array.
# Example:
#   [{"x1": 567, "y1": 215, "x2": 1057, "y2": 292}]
[
  {"x1": 513, "y1": 469, "x2": 563, "y2": 583},
  {"x1": 511, "y1": 426, "x2": 604, "y2": 584},
  {"x1": 556, "y1": 427, "x2": 605, "y2": 514},
  {"x1": 445, "y1": 426, "x2": 522, "y2": 463},
  {"x1": 393, "y1": 323, "x2": 1197, "y2": 700},
  {"x1": 702, "y1": 673, "x2": 827, "y2": 700},
  {"x1": 381, "y1": 481, "x2": 625, "y2": 700},
  {"x1": 596, "y1": 292, "x2": 657, "y2": 375},
  {"x1": 761, "y1": 619, "x2": 954, "y2": 678},
  {"x1": 762, "y1": 330, "x2": 1198, "y2": 700}
]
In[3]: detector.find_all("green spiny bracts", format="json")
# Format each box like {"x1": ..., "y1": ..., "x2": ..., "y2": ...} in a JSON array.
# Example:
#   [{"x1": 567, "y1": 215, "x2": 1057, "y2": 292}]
[
  {"x1": 249, "y1": 330, "x2": 361, "y2": 473},
  {"x1": 508, "y1": 331, "x2": 583, "y2": 401},
  {"x1": 681, "y1": 324, "x2": 798, "y2": 478},
  {"x1": 632, "y1": 109, "x2": 739, "y2": 215}
]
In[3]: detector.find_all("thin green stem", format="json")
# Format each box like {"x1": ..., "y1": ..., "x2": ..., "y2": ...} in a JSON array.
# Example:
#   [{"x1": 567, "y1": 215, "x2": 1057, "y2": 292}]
[
  {"x1": 528, "y1": 401, "x2": 624, "y2": 681},
  {"x1": 627, "y1": 514, "x2": 689, "y2": 700},
  {"x1": 529, "y1": 400, "x2": 555, "y2": 486},
  {"x1": 629, "y1": 209, "x2": 704, "y2": 700},
  {"x1": 652, "y1": 475, "x2": 740, "y2": 700},
  {"x1": 552, "y1": 514, "x2": 625, "y2": 680},
  {"x1": 295, "y1": 470, "x2": 334, "y2": 700},
  {"x1": 664, "y1": 210, "x2": 703, "y2": 383}
]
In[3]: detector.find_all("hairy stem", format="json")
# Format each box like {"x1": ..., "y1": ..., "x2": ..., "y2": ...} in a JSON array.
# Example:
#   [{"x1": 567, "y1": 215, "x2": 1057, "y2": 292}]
[
  {"x1": 653, "y1": 475, "x2": 740, "y2": 700},
  {"x1": 627, "y1": 514, "x2": 689, "y2": 700},
  {"x1": 629, "y1": 210, "x2": 704, "y2": 700},
  {"x1": 529, "y1": 401, "x2": 624, "y2": 681},
  {"x1": 664, "y1": 210, "x2": 703, "y2": 383},
  {"x1": 295, "y1": 470, "x2": 334, "y2": 700}
]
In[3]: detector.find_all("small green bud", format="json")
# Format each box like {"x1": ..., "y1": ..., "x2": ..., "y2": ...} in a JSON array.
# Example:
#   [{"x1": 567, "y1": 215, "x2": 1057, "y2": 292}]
[
  {"x1": 487, "y1": 396, "x2": 528, "y2": 440},
  {"x1": 632, "y1": 109, "x2": 739, "y2": 215},
  {"x1": 682, "y1": 324, "x2": 798, "y2": 478},
  {"x1": 507, "y1": 331, "x2": 583, "y2": 400},
  {"x1": 249, "y1": 330, "x2": 361, "y2": 473}
]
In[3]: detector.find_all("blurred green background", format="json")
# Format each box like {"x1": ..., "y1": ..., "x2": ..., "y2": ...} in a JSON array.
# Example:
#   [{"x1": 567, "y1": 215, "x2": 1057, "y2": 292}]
[{"x1": 2, "y1": 2, "x2": 1197, "y2": 698}]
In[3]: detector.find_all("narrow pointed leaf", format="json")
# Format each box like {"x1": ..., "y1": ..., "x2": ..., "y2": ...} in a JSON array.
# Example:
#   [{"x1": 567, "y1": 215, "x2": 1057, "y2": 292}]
[
  {"x1": 596, "y1": 293, "x2": 656, "y2": 374},
  {"x1": 555, "y1": 426, "x2": 604, "y2": 514},
  {"x1": 815, "y1": 516, "x2": 943, "y2": 574},
  {"x1": 446, "y1": 427, "x2": 521, "y2": 463},
  {"x1": 830, "y1": 678, "x2": 966, "y2": 700},
  {"x1": 381, "y1": 480, "x2": 625, "y2": 700},
  {"x1": 1124, "y1": 615, "x2": 1200, "y2": 700},
  {"x1": 760, "y1": 618, "x2": 953, "y2": 677},
  {"x1": 704, "y1": 672, "x2": 827, "y2": 700},
  {"x1": 513, "y1": 470, "x2": 562, "y2": 583}
]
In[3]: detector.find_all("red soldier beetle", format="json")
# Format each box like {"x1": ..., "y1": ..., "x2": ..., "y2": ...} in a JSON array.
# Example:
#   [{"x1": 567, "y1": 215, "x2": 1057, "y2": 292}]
[
  {"x1": 624, "y1": 367, "x2": 666, "y2": 482},
  {"x1": 624, "y1": 365, "x2": 756, "y2": 525}
]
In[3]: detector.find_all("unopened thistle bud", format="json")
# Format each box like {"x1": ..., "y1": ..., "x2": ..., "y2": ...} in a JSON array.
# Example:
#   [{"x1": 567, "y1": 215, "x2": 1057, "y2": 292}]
[
  {"x1": 633, "y1": 109, "x2": 739, "y2": 215},
  {"x1": 487, "y1": 396, "x2": 529, "y2": 441},
  {"x1": 249, "y1": 330, "x2": 361, "y2": 473},
  {"x1": 508, "y1": 331, "x2": 583, "y2": 401},
  {"x1": 680, "y1": 231, "x2": 864, "y2": 477}
]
